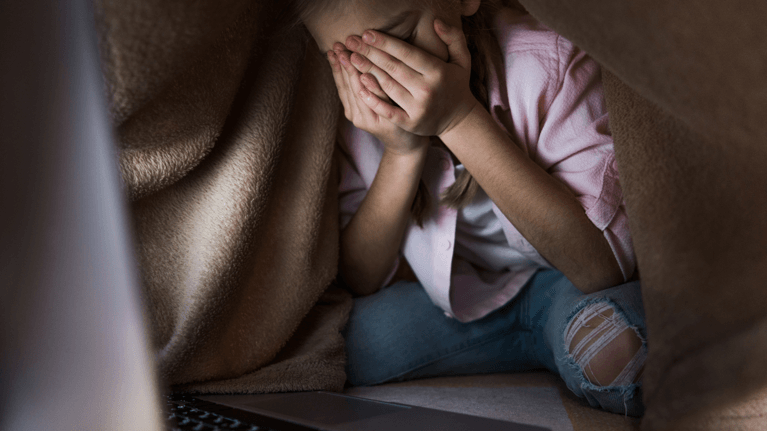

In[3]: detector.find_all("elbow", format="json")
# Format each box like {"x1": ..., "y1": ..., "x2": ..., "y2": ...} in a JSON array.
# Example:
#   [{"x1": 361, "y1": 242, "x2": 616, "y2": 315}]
[
  {"x1": 571, "y1": 257, "x2": 625, "y2": 294},
  {"x1": 338, "y1": 263, "x2": 384, "y2": 297},
  {"x1": 347, "y1": 279, "x2": 382, "y2": 297}
]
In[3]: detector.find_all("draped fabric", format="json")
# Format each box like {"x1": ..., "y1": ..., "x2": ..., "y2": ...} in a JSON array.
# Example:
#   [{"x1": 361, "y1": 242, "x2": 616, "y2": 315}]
[
  {"x1": 95, "y1": 0, "x2": 352, "y2": 392},
  {"x1": 516, "y1": 0, "x2": 767, "y2": 429}
]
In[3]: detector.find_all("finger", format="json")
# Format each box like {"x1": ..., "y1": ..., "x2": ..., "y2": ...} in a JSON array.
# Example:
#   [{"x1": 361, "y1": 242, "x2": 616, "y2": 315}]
[
  {"x1": 349, "y1": 32, "x2": 438, "y2": 75},
  {"x1": 347, "y1": 35, "x2": 421, "y2": 88},
  {"x1": 336, "y1": 45, "x2": 394, "y2": 124},
  {"x1": 358, "y1": 73, "x2": 406, "y2": 111},
  {"x1": 327, "y1": 51, "x2": 346, "y2": 93},
  {"x1": 349, "y1": 51, "x2": 413, "y2": 108},
  {"x1": 328, "y1": 51, "x2": 353, "y2": 117},
  {"x1": 334, "y1": 52, "x2": 359, "y2": 121},
  {"x1": 339, "y1": 52, "x2": 378, "y2": 124},
  {"x1": 340, "y1": 50, "x2": 375, "y2": 119},
  {"x1": 336, "y1": 50, "x2": 358, "y2": 77},
  {"x1": 433, "y1": 18, "x2": 471, "y2": 70},
  {"x1": 333, "y1": 42, "x2": 347, "y2": 54},
  {"x1": 340, "y1": 50, "x2": 392, "y2": 110},
  {"x1": 359, "y1": 73, "x2": 386, "y2": 100},
  {"x1": 338, "y1": 44, "x2": 389, "y2": 102},
  {"x1": 337, "y1": 51, "x2": 362, "y2": 122},
  {"x1": 358, "y1": 70, "x2": 389, "y2": 102},
  {"x1": 333, "y1": 43, "x2": 359, "y2": 96},
  {"x1": 358, "y1": 84, "x2": 410, "y2": 126}
]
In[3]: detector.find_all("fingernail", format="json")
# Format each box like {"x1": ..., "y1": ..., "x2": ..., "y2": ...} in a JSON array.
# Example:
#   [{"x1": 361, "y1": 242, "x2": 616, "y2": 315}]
[
  {"x1": 338, "y1": 54, "x2": 349, "y2": 65},
  {"x1": 434, "y1": 18, "x2": 447, "y2": 32},
  {"x1": 362, "y1": 31, "x2": 375, "y2": 44},
  {"x1": 346, "y1": 36, "x2": 360, "y2": 50},
  {"x1": 351, "y1": 53, "x2": 363, "y2": 66},
  {"x1": 359, "y1": 87, "x2": 370, "y2": 99}
]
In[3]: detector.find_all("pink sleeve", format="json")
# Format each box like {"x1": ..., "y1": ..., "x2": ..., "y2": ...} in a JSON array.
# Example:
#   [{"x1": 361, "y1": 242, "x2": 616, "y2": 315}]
[{"x1": 535, "y1": 38, "x2": 636, "y2": 280}]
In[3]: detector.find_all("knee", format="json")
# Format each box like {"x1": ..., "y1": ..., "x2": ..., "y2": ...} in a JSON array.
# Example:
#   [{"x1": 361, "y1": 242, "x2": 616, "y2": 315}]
[{"x1": 565, "y1": 302, "x2": 646, "y2": 387}]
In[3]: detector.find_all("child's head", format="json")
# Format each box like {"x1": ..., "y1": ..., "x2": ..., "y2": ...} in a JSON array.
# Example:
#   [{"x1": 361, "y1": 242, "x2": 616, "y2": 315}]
[
  {"x1": 292, "y1": 0, "x2": 504, "y2": 225},
  {"x1": 295, "y1": 0, "x2": 480, "y2": 61}
]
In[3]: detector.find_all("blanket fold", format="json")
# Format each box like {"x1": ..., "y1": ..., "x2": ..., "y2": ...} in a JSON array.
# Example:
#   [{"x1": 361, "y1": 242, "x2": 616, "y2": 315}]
[
  {"x1": 96, "y1": 0, "x2": 351, "y2": 391},
  {"x1": 518, "y1": 0, "x2": 767, "y2": 429}
]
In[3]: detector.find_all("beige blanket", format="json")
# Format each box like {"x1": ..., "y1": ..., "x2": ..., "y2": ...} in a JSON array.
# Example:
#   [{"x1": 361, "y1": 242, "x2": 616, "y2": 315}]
[
  {"x1": 517, "y1": 0, "x2": 767, "y2": 429},
  {"x1": 95, "y1": 0, "x2": 351, "y2": 393},
  {"x1": 95, "y1": 0, "x2": 767, "y2": 429}
]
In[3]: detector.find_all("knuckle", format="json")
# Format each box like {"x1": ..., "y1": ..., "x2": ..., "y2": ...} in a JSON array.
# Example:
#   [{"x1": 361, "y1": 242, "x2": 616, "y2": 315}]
[
  {"x1": 361, "y1": 75, "x2": 375, "y2": 91},
  {"x1": 398, "y1": 46, "x2": 412, "y2": 61},
  {"x1": 382, "y1": 57, "x2": 399, "y2": 75},
  {"x1": 381, "y1": 76, "x2": 396, "y2": 93},
  {"x1": 355, "y1": 54, "x2": 370, "y2": 70},
  {"x1": 419, "y1": 85, "x2": 433, "y2": 100},
  {"x1": 432, "y1": 67, "x2": 445, "y2": 82}
]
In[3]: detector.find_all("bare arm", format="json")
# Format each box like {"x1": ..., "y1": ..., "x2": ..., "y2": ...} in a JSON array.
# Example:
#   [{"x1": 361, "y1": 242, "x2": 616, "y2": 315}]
[
  {"x1": 439, "y1": 104, "x2": 623, "y2": 293},
  {"x1": 340, "y1": 144, "x2": 428, "y2": 296},
  {"x1": 328, "y1": 45, "x2": 429, "y2": 296},
  {"x1": 345, "y1": 21, "x2": 624, "y2": 293}
]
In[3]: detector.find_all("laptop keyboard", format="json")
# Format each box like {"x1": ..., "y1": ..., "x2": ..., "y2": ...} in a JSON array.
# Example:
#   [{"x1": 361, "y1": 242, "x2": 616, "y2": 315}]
[{"x1": 167, "y1": 394, "x2": 278, "y2": 431}]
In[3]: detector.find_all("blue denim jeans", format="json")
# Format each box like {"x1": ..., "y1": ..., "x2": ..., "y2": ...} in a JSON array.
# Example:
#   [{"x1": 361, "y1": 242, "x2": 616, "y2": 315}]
[{"x1": 342, "y1": 268, "x2": 647, "y2": 416}]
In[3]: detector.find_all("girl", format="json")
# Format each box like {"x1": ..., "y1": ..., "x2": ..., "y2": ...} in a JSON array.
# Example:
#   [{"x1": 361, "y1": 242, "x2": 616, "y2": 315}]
[{"x1": 294, "y1": 0, "x2": 647, "y2": 416}]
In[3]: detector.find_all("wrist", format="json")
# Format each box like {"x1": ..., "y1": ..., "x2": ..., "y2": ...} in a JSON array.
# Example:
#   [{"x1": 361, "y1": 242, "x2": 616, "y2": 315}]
[
  {"x1": 438, "y1": 100, "x2": 489, "y2": 149},
  {"x1": 382, "y1": 135, "x2": 430, "y2": 159},
  {"x1": 438, "y1": 97, "x2": 482, "y2": 142}
]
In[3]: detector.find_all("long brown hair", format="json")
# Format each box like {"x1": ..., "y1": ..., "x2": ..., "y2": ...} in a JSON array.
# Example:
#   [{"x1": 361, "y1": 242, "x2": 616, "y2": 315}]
[{"x1": 287, "y1": 0, "x2": 504, "y2": 226}]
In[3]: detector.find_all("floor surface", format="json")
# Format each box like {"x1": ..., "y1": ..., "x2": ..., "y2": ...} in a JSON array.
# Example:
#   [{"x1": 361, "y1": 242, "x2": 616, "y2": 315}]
[{"x1": 345, "y1": 372, "x2": 641, "y2": 431}]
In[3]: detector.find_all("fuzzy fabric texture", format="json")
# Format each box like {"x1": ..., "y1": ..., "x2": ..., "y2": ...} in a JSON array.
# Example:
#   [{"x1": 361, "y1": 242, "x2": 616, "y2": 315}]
[
  {"x1": 517, "y1": 0, "x2": 767, "y2": 429},
  {"x1": 95, "y1": 0, "x2": 352, "y2": 392}
]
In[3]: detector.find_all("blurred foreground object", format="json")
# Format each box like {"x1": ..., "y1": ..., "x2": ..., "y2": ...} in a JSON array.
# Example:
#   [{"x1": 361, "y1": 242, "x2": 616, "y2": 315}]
[{"x1": 0, "y1": 0, "x2": 162, "y2": 429}]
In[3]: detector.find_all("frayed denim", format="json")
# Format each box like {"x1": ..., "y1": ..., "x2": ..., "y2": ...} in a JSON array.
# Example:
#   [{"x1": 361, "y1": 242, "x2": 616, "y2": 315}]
[{"x1": 343, "y1": 268, "x2": 646, "y2": 417}]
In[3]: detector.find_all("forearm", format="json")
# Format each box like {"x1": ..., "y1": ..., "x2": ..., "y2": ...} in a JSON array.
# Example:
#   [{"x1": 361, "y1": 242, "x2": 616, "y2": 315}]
[
  {"x1": 440, "y1": 105, "x2": 624, "y2": 293},
  {"x1": 340, "y1": 144, "x2": 428, "y2": 296}
]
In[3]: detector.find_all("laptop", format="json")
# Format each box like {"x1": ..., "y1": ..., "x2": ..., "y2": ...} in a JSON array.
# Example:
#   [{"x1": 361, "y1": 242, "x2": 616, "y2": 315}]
[{"x1": 0, "y1": 1, "x2": 548, "y2": 430}]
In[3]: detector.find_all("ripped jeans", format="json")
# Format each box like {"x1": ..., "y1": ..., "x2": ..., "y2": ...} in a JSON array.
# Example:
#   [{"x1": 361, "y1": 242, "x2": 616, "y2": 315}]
[{"x1": 343, "y1": 269, "x2": 647, "y2": 417}]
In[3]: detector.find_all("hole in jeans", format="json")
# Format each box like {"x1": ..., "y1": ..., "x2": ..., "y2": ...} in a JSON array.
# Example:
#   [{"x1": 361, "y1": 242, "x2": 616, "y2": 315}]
[{"x1": 565, "y1": 303, "x2": 646, "y2": 387}]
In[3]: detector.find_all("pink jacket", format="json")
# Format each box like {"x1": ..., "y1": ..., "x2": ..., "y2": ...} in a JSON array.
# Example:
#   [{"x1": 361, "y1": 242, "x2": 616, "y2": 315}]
[{"x1": 338, "y1": 8, "x2": 635, "y2": 322}]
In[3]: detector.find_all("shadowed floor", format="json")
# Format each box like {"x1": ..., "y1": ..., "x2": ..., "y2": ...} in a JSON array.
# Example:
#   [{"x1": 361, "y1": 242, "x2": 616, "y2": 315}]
[{"x1": 346, "y1": 372, "x2": 642, "y2": 431}]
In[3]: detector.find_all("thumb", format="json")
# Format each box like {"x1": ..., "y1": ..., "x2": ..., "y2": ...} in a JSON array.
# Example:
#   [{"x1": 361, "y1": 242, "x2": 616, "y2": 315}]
[{"x1": 434, "y1": 18, "x2": 470, "y2": 70}]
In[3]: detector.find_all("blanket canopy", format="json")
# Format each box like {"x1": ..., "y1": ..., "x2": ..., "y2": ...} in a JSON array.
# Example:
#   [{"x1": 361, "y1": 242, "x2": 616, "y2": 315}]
[{"x1": 94, "y1": 0, "x2": 767, "y2": 429}]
